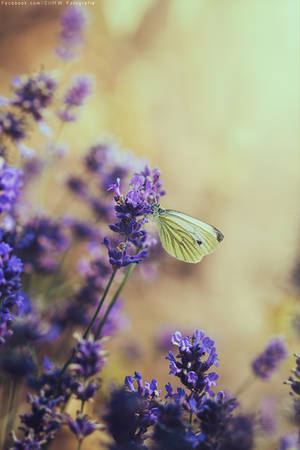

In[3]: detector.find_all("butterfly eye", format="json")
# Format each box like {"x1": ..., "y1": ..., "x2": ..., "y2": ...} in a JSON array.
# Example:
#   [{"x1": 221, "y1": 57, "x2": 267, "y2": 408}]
[{"x1": 196, "y1": 240, "x2": 202, "y2": 246}]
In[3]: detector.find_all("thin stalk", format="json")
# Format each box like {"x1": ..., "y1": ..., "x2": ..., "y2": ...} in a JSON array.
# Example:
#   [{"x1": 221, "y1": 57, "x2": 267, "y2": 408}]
[
  {"x1": 55, "y1": 270, "x2": 117, "y2": 391},
  {"x1": 234, "y1": 374, "x2": 256, "y2": 397},
  {"x1": 76, "y1": 440, "x2": 82, "y2": 450},
  {"x1": 94, "y1": 263, "x2": 135, "y2": 340}
]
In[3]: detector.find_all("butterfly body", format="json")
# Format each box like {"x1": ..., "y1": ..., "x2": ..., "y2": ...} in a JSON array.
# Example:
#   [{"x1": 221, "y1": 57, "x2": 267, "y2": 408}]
[{"x1": 151, "y1": 204, "x2": 223, "y2": 263}]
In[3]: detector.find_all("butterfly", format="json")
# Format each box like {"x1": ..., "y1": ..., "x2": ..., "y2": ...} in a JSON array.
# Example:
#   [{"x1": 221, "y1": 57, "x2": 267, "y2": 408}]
[{"x1": 152, "y1": 205, "x2": 224, "y2": 263}]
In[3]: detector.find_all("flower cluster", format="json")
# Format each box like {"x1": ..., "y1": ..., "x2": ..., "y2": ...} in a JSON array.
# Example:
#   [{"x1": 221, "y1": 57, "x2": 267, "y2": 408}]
[
  {"x1": 56, "y1": 5, "x2": 87, "y2": 60},
  {"x1": 251, "y1": 337, "x2": 288, "y2": 380},
  {"x1": 0, "y1": 162, "x2": 23, "y2": 214},
  {"x1": 57, "y1": 76, "x2": 92, "y2": 122},
  {"x1": 167, "y1": 330, "x2": 219, "y2": 398},
  {"x1": 285, "y1": 354, "x2": 300, "y2": 427},
  {"x1": 104, "y1": 330, "x2": 256, "y2": 450},
  {"x1": 0, "y1": 111, "x2": 26, "y2": 142},
  {"x1": 104, "y1": 166, "x2": 165, "y2": 268},
  {"x1": 10, "y1": 72, "x2": 57, "y2": 122},
  {"x1": 16, "y1": 216, "x2": 69, "y2": 274},
  {"x1": 0, "y1": 240, "x2": 23, "y2": 344}
]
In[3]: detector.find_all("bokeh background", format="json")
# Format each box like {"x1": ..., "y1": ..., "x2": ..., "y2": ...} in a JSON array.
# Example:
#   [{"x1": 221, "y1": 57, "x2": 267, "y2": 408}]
[{"x1": 0, "y1": 0, "x2": 299, "y2": 448}]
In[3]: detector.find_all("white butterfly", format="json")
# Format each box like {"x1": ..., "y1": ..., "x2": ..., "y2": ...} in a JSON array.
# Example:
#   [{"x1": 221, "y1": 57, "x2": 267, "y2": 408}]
[{"x1": 152, "y1": 205, "x2": 223, "y2": 263}]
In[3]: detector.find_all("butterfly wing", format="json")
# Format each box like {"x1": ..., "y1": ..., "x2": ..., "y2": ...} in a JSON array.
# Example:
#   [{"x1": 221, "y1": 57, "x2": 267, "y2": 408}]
[{"x1": 155, "y1": 209, "x2": 223, "y2": 264}]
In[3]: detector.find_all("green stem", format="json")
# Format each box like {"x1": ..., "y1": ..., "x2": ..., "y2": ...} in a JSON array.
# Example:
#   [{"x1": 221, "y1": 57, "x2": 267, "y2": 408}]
[
  {"x1": 189, "y1": 409, "x2": 193, "y2": 426},
  {"x1": 55, "y1": 270, "x2": 117, "y2": 391},
  {"x1": 76, "y1": 440, "x2": 82, "y2": 450},
  {"x1": 234, "y1": 374, "x2": 256, "y2": 397},
  {"x1": 94, "y1": 263, "x2": 135, "y2": 340}
]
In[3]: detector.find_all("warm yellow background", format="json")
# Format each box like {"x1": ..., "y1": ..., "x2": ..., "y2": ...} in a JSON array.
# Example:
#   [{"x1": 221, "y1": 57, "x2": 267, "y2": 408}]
[{"x1": 0, "y1": 1, "x2": 299, "y2": 448}]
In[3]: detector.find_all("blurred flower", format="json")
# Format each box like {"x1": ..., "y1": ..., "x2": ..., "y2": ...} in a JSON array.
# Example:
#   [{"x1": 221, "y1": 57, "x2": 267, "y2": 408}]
[
  {"x1": 285, "y1": 354, "x2": 300, "y2": 426},
  {"x1": 56, "y1": 6, "x2": 88, "y2": 60},
  {"x1": 0, "y1": 162, "x2": 23, "y2": 214},
  {"x1": 251, "y1": 337, "x2": 288, "y2": 380},
  {"x1": 0, "y1": 111, "x2": 26, "y2": 142},
  {"x1": 0, "y1": 347, "x2": 36, "y2": 380},
  {"x1": 70, "y1": 333, "x2": 106, "y2": 379},
  {"x1": 217, "y1": 414, "x2": 255, "y2": 450},
  {"x1": 277, "y1": 432, "x2": 300, "y2": 450},
  {"x1": 66, "y1": 175, "x2": 88, "y2": 197},
  {"x1": 258, "y1": 397, "x2": 277, "y2": 434},
  {"x1": 16, "y1": 216, "x2": 69, "y2": 274},
  {"x1": 104, "y1": 387, "x2": 157, "y2": 449},
  {"x1": 18, "y1": 392, "x2": 63, "y2": 446},
  {"x1": 57, "y1": 76, "x2": 92, "y2": 122},
  {"x1": 11, "y1": 72, "x2": 56, "y2": 121},
  {"x1": 196, "y1": 391, "x2": 238, "y2": 442},
  {"x1": 166, "y1": 329, "x2": 219, "y2": 397},
  {"x1": 0, "y1": 239, "x2": 23, "y2": 344}
]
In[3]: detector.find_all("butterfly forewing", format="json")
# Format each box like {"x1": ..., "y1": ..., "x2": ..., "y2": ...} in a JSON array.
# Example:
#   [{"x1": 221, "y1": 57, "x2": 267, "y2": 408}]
[{"x1": 154, "y1": 208, "x2": 223, "y2": 264}]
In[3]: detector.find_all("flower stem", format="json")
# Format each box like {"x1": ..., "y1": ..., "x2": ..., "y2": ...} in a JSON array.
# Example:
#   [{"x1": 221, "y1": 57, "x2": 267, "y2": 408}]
[
  {"x1": 76, "y1": 440, "x2": 82, "y2": 450},
  {"x1": 94, "y1": 263, "x2": 135, "y2": 340},
  {"x1": 55, "y1": 270, "x2": 117, "y2": 391},
  {"x1": 234, "y1": 374, "x2": 256, "y2": 397}
]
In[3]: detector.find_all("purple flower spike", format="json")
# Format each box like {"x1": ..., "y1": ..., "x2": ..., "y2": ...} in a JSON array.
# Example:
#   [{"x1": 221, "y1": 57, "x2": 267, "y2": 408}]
[
  {"x1": 0, "y1": 111, "x2": 26, "y2": 142},
  {"x1": 0, "y1": 163, "x2": 23, "y2": 214},
  {"x1": 11, "y1": 72, "x2": 57, "y2": 121},
  {"x1": 56, "y1": 6, "x2": 88, "y2": 60},
  {"x1": 68, "y1": 413, "x2": 102, "y2": 442},
  {"x1": 166, "y1": 329, "x2": 219, "y2": 397},
  {"x1": 57, "y1": 76, "x2": 92, "y2": 123},
  {"x1": 251, "y1": 337, "x2": 288, "y2": 380}
]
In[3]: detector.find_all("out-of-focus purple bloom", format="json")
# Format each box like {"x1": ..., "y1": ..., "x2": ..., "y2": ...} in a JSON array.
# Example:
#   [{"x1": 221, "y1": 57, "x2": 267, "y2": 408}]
[
  {"x1": 251, "y1": 337, "x2": 288, "y2": 380},
  {"x1": 64, "y1": 216, "x2": 101, "y2": 241},
  {"x1": 0, "y1": 239, "x2": 23, "y2": 344},
  {"x1": 11, "y1": 72, "x2": 56, "y2": 121},
  {"x1": 95, "y1": 299, "x2": 129, "y2": 338},
  {"x1": 104, "y1": 387, "x2": 158, "y2": 448},
  {"x1": 66, "y1": 176, "x2": 88, "y2": 197},
  {"x1": 259, "y1": 397, "x2": 277, "y2": 434},
  {"x1": 217, "y1": 414, "x2": 255, "y2": 450},
  {"x1": 84, "y1": 143, "x2": 111, "y2": 173},
  {"x1": 285, "y1": 354, "x2": 300, "y2": 426},
  {"x1": 68, "y1": 412, "x2": 102, "y2": 442},
  {"x1": 0, "y1": 111, "x2": 26, "y2": 141},
  {"x1": 196, "y1": 391, "x2": 238, "y2": 442},
  {"x1": 277, "y1": 432, "x2": 300, "y2": 450},
  {"x1": 0, "y1": 162, "x2": 23, "y2": 214},
  {"x1": 16, "y1": 216, "x2": 69, "y2": 274},
  {"x1": 56, "y1": 6, "x2": 87, "y2": 60},
  {"x1": 0, "y1": 347, "x2": 36, "y2": 380},
  {"x1": 151, "y1": 403, "x2": 197, "y2": 450},
  {"x1": 166, "y1": 329, "x2": 219, "y2": 397},
  {"x1": 70, "y1": 333, "x2": 106, "y2": 379},
  {"x1": 18, "y1": 392, "x2": 63, "y2": 445},
  {"x1": 57, "y1": 76, "x2": 92, "y2": 122}
]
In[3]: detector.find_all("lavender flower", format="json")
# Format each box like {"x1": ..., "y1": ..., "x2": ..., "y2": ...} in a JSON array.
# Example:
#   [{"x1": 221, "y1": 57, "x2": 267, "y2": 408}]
[
  {"x1": 0, "y1": 111, "x2": 26, "y2": 142},
  {"x1": 104, "y1": 387, "x2": 157, "y2": 449},
  {"x1": 70, "y1": 333, "x2": 106, "y2": 379},
  {"x1": 16, "y1": 216, "x2": 69, "y2": 274},
  {"x1": 0, "y1": 240, "x2": 23, "y2": 344},
  {"x1": 284, "y1": 354, "x2": 300, "y2": 426},
  {"x1": 0, "y1": 347, "x2": 36, "y2": 380},
  {"x1": 57, "y1": 76, "x2": 92, "y2": 122},
  {"x1": 11, "y1": 72, "x2": 56, "y2": 121},
  {"x1": 56, "y1": 6, "x2": 88, "y2": 60},
  {"x1": 166, "y1": 329, "x2": 219, "y2": 397},
  {"x1": 104, "y1": 166, "x2": 165, "y2": 269},
  {"x1": 18, "y1": 392, "x2": 63, "y2": 445},
  {"x1": 68, "y1": 412, "x2": 102, "y2": 443},
  {"x1": 0, "y1": 162, "x2": 23, "y2": 214},
  {"x1": 251, "y1": 337, "x2": 288, "y2": 380}
]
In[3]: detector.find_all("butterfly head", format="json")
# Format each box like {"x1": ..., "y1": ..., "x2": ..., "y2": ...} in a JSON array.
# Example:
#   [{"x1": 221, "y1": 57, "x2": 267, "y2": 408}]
[{"x1": 152, "y1": 204, "x2": 165, "y2": 220}]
